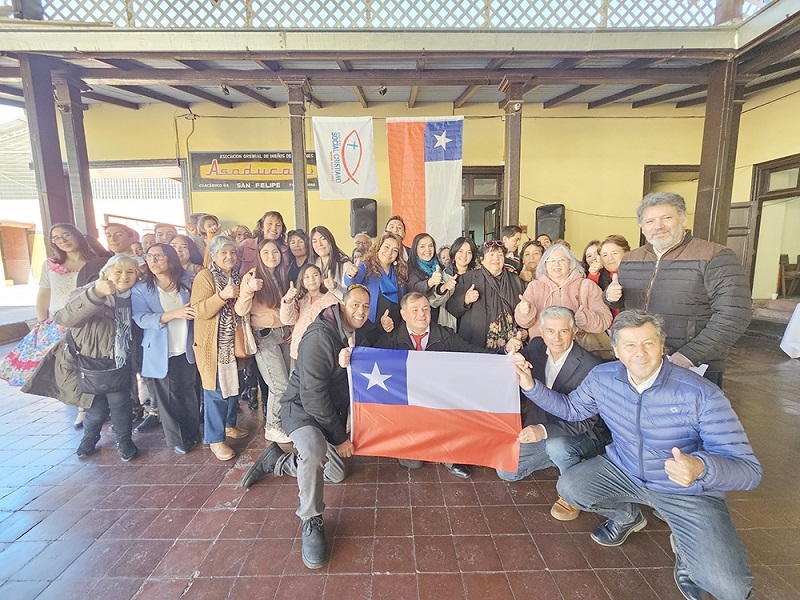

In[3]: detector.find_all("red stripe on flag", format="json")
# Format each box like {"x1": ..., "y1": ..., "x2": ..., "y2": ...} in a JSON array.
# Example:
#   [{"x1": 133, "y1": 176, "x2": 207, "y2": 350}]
[
  {"x1": 352, "y1": 403, "x2": 521, "y2": 472},
  {"x1": 387, "y1": 120, "x2": 427, "y2": 241}
]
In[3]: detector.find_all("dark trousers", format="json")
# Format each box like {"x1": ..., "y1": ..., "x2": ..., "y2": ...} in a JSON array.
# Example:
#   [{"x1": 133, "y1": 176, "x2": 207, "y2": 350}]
[
  {"x1": 150, "y1": 354, "x2": 201, "y2": 447},
  {"x1": 84, "y1": 390, "x2": 133, "y2": 443}
]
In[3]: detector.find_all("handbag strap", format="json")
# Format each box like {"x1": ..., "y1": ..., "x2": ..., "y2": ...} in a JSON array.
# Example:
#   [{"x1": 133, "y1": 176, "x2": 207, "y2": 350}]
[{"x1": 65, "y1": 329, "x2": 80, "y2": 356}]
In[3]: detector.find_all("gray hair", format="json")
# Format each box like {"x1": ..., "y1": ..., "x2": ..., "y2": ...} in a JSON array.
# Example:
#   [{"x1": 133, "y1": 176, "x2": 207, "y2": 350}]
[
  {"x1": 609, "y1": 309, "x2": 667, "y2": 347},
  {"x1": 535, "y1": 243, "x2": 584, "y2": 280},
  {"x1": 101, "y1": 254, "x2": 140, "y2": 275},
  {"x1": 207, "y1": 234, "x2": 237, "y2": 258},
  {"x1": 636, "y1": 192, "x2": 688, "y2": 224},
  {"x1": 539, "y1": 305, "x2": 576, "y2": 329}
]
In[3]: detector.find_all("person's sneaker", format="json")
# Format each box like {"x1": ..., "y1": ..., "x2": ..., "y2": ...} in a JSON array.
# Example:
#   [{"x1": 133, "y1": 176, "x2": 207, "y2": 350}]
[
  {"x1": 135, "y1": 413, "x2": 160, "y2": 432},
  {"x1": 241, "y1": 442, "x2": 284, "y2": 488},
  {"x1": 590, "y1": 512, "x2": 647, "y2": 547},
  {"x1": 209, "y1": 441, "x2": 236, "y2": 461},
  {"x1": 301, "y1": 516, "x2": 327, "y2": 569},
  {"x1": 225, "y1": 426, "x2": 249, "y2": 439},
  {"x1": 118, "y1": 439, "x2": 139, "y2": 462},
  {"x1": 76, "y1": 434, "x2": 101, "y2": 458},
  {"x1": 670, "y1": 534, "x2": 711, "y2": 600},
  {"x1": 550, "y1": 496, "x2": 581, "y2": 521},
  {"x1": 264, "y1": 426, "x2": 292, "y2": 444}
]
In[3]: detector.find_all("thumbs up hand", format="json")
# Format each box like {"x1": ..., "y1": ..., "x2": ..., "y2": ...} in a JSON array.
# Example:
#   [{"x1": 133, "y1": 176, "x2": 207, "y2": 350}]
[
  {"x1": 380, "y1": 309, "x2": 394, "y2": 333},
  {"x1": 339, "y1": 335, "x2": 356, "y2": 368},
  {"x1": 517, "y1": 293, "x2": 531, "y2": 315},
  {"x1": 94, "y1": 270, "x2": 116, "y2": 298},
  {"x1": 464, "y1": 283, "x2": 480, "y2": 305},
  {"x1": 283, "y1": 280, "x2": 298, "y2": 302},
  {"x1": 219, "y1": 276, "x2": 239, "y2": 300},
  {"x1": 664, "y1": 447, "x2": 705, "y2": 487},
  {"x1": 428, "y1": 264, "x2": 443, "y2": 288},
  {"x1": 605, "y1": 272, "x2": 623, "y2": 302},
  {"x1": 346, "y1": 258, "x2": 361, "y2": 279},
  {"x1": 245, "y1": 268, "x2": 263, "y2": 292}
]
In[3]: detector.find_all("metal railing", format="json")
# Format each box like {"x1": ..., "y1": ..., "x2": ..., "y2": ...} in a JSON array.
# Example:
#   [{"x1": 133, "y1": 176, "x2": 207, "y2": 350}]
[{"x1": 33, "y1": 0, "x2": 769, "y2": 29}]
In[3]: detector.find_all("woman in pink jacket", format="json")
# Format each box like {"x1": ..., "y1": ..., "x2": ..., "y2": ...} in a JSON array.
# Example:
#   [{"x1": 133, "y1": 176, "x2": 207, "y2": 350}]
[{"x1": 515, "y1": 243, "x2": 611, "y2": 339}]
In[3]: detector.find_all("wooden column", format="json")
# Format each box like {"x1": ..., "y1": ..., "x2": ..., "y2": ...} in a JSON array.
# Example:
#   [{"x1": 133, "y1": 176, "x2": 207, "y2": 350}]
[
  {"x1": 55, "y1": 78, "x2": 97, "y2": 238},
  {"x1": 285, "y1": 80, "x2": 310, "y2": 231},
  {"x1": 499, "y1": 77, "x2": 526, "y2": 226},
  {"x1": 694, "y1": 60, "x2": 743, "y2": 244},
  {"x1": 19, "y1": 54, "x2": 72, "y2": 234}
]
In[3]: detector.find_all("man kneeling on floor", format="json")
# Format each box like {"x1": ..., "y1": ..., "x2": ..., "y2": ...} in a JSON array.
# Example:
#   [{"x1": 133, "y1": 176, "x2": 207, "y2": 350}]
[
  {"x1": 516, "y1": 309, "x2": 761, "y2": 600},
  {"x1": 496, "y1": 306, "x2": 611, "y2": 522},
  {"x1": 240, "y1": 284, "x2": 378, "y2": 569}
]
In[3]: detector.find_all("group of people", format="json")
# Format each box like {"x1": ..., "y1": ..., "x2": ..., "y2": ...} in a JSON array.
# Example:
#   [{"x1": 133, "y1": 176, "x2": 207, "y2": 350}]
[{"x1": 2, "y1": 191, "x2": 760, "y2": 599}]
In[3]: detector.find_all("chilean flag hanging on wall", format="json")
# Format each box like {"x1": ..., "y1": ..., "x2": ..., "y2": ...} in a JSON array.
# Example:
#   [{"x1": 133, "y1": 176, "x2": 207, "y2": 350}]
[
  {"x1": 349, "y1": 346, "x2": 520, "y2": 471},
  {"x1": 386, "y1": 116, "x2": 464, "y2": 245}
]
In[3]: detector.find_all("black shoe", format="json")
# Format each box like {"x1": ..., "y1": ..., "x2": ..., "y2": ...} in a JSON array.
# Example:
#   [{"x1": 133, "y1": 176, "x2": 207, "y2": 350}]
[
  {"x1": 118, "y1": 439, "x2": 139, "y2": 462},
  {"x1": 135, "y1": 414, "x2": 160, "y2": 432},
  {"x1": 76, "y1": 434, "x2": 101, "y2": 458},
  {"x1": 670, "y1": 534, "x2": 710, "y2": 600},
  {"x1": 301, "y1": 516, "x2": 327, "y2": 569},
  {"x1": 590, "y1": 512, "x2": 647, "y2": 547},
  {"x1": 174, "y1": 444, "x2": 188, "y2": 455},
  {"x1": 247, "y1": 389, "x2": 259, "y2": 412},
  {"x1": 444, "y1": 463, "x2": 472, "y2": 479},
  {"x1": 241, "y1": 442, "x2": 284, "y2": 488}
]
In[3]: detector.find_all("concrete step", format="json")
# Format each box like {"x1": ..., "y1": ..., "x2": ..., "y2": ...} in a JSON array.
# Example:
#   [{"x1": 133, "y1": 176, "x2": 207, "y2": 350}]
[
  {"x1": 752, "y1": 298, "x2": 798, "y2": 324},
  {"x1": 743, "y1": 318, "x2": 787, "y2": 343}
]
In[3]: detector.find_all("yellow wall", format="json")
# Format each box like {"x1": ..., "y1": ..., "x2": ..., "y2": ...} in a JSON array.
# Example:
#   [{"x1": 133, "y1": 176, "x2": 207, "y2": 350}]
[{"x1": 81, "y1": 80, "x2": 800, "y2": 298}]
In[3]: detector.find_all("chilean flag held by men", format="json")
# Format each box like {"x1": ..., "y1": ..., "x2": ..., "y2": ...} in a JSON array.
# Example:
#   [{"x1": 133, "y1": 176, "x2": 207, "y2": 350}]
[
  {"x1": 349, "y1": 347, "x2": 521, "y2": 471},
  {"x1": 386, "y1": 116, "x2": 463, "y2": 244}
]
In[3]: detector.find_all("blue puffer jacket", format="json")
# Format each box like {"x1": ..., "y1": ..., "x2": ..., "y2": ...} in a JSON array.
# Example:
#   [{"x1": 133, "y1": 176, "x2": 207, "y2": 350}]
[{"x1": 523, "y1": 358, "x2": 761, "y2": 497}]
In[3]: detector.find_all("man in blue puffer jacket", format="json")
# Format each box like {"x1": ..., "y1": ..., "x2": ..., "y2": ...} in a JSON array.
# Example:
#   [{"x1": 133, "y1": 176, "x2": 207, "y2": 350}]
[{"x1": 517, "y1": 309, "x2": 760, "y2": 600}]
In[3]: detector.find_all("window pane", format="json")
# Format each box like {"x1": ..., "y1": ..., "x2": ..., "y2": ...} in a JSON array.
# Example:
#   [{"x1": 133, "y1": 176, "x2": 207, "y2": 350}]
[
  {"x1": 462, "y1": 177, "x2": 467, "y2": 196},
  {"x1": 474, "y1": 178, "x2": 498, "y2": 196},
  {"x1": 768, "y1": 167, "x2": 799, "y2": 191}
]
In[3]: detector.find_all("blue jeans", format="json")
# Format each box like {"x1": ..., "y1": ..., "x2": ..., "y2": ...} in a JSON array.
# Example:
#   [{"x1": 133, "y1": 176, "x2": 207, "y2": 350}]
[
  {"x1": 558, "y1": 455, "x2": 752, "y2": 600},
  {"x1": 203, "y1": 385, "x2": 239, "y2": 444},
  {"x1": 496, "y1": 432, "x2": 606, "y2": 482}
]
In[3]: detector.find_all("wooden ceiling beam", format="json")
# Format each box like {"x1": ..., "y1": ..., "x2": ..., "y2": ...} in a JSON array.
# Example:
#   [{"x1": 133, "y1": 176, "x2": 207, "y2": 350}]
[
  {"x1": 675, "y1": 96, "x2": 707, "y2": 108},
  {"x1": 588, "y1": 84, "x2": 659, "y2": 109},
  {"x1": 352, "y1": 86, "x2": 368, "y2": 108},
  {"x1": 229, "y1": 85, "x2": 276, "y2": 108},
  {"x1": 632, "y1": 84, "x2": 707, "y2": 108},
  {"x1": 255, "y1": 59, "x2": 281, "y2": 71},
  {"x1": 0, "y1": 84, "x2": 23, "y2": 97},
  {"x1": 416, "y1": 58, "x2": 426, "y2": 72},
  {"x1": 739, "y1": 28, "x2": 800, "y2": 74},
  {"x1": 756, "y1": 56, "x2": 800, "y2": 77},
  {"x1": 552, "y1": 57, "x2": 585, "y2": 70},
  {"x1": 453, "y1": 85, "x2": 480, "y2": 108},
  {"x1": 113, "y1": 85, "x2": 190, "y2": 108},
  {"x1": 521, "y1": 82, "x2": 541, "y2": 97},
  {"x1": 408, "y1": 85, "x2": 419, "y2": 108},
  {"x1": 69, "y1": 66, "x2": 720, "y2": 86},
  {"x1": 83, "y1": 91, "x2": 140, "y2": 110},
  {"x1": 543, "y1": 84, "x2": 597, "y2": 108},
  {"x1": 744, "y1": 69, "x2": 800, "y2": 95},
  {"x1": 171, "y1": 85, "x2": 233, "y2": 108}
]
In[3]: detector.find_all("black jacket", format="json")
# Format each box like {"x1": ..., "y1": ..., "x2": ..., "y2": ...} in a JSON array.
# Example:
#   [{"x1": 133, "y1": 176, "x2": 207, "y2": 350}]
[
  {"x1": 523, "y1": 337, "x2": 610, "y2": 445},
  {"x1": 279, "y1": 304, "x2": 382, "y2": 445},
  {"x1": 610, "y1": 232, "x2": 752, "y2": 373},
  {"x1": 383, "y1": 322, "x2": 494, "y2": 354}
]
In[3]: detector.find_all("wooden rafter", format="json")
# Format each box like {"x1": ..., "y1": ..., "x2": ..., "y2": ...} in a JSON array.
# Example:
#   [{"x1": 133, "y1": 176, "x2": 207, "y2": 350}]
[
  {"x1": 632, "y1": 85, "x2": 706, "y2": 108},
  {"x1": 336, "y1": 59, "x2": 367, "y2": 108},
  {"x1": 83, "y1": 91, "x2": 140, "y2": 110},
  {"x1": 588, "y1": 84, "x2": 659, "y2": 109},
  {"x1": 740, "y1": 28, "x2": 800, "y2": 74},
  {"x1": 453, "y1": 85, "x2": 480, "y2": 108},
  {"x1": 744, "y1": 69, "x2": 800, "y2": 95},
  {"x1": 229, "y1": 85, "x2": 276, "y2": 108},
  {"x1": 543, "y1": 84, "x2": 597, "y2": 108},
  {"x1": 0, "y1": 84, "x2": 23, "y2": 97},
  {"x1": 114, "y1": 85, "x2": 190, "y2": 108},
  {"x1": 408, "y1": 85, "x2": 419, "y2": 108}
]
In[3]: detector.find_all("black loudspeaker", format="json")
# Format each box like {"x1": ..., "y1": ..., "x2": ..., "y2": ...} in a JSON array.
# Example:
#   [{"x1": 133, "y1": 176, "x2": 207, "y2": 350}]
[
  {"x1": 350, "y1": 198, "x2": 378, "y2": 238},
  {"x1": 535, "y1": 204, "x2": 566, "y2": 241}
]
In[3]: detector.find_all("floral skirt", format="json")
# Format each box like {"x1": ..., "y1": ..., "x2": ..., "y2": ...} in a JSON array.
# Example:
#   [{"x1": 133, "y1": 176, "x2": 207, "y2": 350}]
[{"x1": 0, "y1": 321, "x2": 67, "y2": 387}]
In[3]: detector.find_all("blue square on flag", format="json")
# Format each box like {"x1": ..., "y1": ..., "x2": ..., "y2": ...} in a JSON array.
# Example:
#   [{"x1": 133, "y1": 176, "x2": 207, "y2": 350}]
[
  {"x1": 350, "y1": 347, "x2": 409, "y2": 406},
  {"x1": 423, "y1": 120, "x2": 463, "y2": 162}
]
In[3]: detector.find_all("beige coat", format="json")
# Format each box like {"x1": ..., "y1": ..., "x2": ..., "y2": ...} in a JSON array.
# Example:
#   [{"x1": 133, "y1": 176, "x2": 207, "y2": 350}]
[{"x1": 190, "y1": 269, "x2": 228, "y2": 391}]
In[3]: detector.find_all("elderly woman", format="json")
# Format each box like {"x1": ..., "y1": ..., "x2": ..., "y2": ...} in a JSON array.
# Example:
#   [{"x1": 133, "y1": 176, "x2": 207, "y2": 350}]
[
  {"x1": 344, "y1": 232, "x2": 407, "y2": 327},
  {"x1": 24, "y1": 255, "x2": 141, "y2": 461},
  {"x1": 286, "y1": 229, "x2": 310, "y2": 284},
  {"x1": 515, "y1": 243, "x2": 612, "y2": 339},
  {"x1": 191, "y1": 235, "x2": 250, "y2": 461},
  {"x1": 132, "y1": 244, "x2": 199, "y2": 455},
  {"x1": 519, "y1": 240, "x2": 545, "y2": 284},
  {"x1": 446, "y1": 240, "x2": 526, "y2": 349},
  {"x1": 590, "y1": 234, "x2": 631, "y2": 290}
]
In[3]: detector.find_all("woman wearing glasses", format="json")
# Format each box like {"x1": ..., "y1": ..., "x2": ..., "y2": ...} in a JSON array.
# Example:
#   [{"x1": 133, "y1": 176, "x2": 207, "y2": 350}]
[
  {"x1": 446, "y1": 240, "x2": 526, "y2": 350},
  {"x1": 514, "y1": 243, "x2": 611, "y2": 339},
  {"x1": 1, "y1": 225, "x2": 97, "y2": 407},
  {"x1": 132, "y1": 244, "x2": 200, "y2": 455}
]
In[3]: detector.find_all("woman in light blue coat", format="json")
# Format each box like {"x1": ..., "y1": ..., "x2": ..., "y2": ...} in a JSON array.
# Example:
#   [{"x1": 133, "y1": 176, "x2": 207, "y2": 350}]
[{"x1": 132, "y1": 243, "x2": 200, "y2": 454}]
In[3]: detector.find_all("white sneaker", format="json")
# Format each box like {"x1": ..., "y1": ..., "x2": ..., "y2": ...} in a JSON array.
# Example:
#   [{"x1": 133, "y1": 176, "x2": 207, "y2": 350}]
[{"x1": 264, "y1": 426, "x2": 292, "y2": 444}]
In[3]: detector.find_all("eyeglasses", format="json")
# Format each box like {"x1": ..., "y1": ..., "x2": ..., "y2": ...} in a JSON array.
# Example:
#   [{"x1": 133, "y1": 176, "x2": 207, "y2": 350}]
[
  {"x1": 346, "y1": 283, "x2": 369, "y2": 293},
  {"x1": 481, "y1": 240, "x2": 504, "y2": 252},
  {"x1": 50, "y1": 233, "x2": 74, "y2": 244},
  {"x1": 144, "y1": 252, "x2": 166, "y2": 261},
  {"x1": 545, "y1": 258, "x2": 570, "y2": 265}
]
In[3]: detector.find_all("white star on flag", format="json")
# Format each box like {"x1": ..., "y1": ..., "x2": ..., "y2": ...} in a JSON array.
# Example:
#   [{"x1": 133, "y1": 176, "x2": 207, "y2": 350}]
[
  {"x1": 360, "y1": 362, "x2": 392, "y2": 391},
  {"x1": 433, "y1": 130, "x2": 452, "y2": 149}
]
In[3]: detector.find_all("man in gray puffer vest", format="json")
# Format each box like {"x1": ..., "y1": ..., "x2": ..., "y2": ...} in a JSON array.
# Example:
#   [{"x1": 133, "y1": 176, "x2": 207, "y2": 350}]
[{"x1": 605, "y1": 192, "x2": 752, "y2": 387}]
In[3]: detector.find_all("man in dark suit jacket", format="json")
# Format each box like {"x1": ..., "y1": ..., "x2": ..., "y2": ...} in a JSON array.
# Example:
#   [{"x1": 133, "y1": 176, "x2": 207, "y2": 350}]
[
  {"x1": 497, "y1": 305, "x2": 611, "y2": 521},
  {"x1": 378, "y1": 291, "x2": 523, "y2": 479}
]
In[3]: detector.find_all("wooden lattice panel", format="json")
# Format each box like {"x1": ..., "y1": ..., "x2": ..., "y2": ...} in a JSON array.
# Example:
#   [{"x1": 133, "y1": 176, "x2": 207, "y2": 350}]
[{"x1": 40, "y1": 0, "x2": 768, "y2": 29}]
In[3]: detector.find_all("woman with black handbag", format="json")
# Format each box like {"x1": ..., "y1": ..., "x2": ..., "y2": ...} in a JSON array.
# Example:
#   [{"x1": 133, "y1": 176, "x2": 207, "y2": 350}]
[{"x1": 24, "y1": 255, "x2": 141, "y2": 461}]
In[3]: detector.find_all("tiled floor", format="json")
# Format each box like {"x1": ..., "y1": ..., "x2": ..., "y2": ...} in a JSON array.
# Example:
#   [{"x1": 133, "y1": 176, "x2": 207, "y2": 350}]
[{"x1": 0, "y1": 334, "x2": 799, "y2": 599}]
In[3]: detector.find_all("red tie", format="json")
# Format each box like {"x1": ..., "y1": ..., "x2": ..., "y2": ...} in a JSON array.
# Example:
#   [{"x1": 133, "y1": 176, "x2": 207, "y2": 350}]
[{"x1": 410, "y1": 332, "x2": 428, "y2": 351}]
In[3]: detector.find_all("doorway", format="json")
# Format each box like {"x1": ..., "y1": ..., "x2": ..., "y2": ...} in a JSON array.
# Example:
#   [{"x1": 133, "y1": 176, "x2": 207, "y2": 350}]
[{"x1": 462, "y1": 167, "x2": 503, "y2": 243}]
